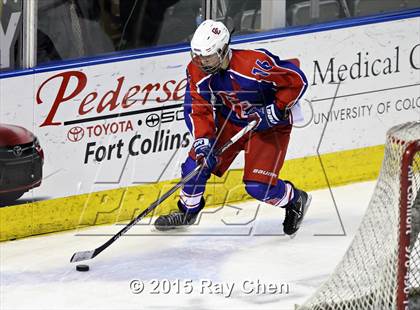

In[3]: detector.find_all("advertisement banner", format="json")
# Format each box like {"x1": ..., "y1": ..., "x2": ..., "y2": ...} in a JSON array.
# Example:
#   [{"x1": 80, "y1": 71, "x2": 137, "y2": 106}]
[{"x1": 0, "y1": 16, "x2": 419, "y2": 205}]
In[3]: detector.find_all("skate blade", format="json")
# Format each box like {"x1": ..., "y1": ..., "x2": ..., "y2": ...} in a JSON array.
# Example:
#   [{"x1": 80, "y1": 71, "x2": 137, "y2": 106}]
[{"x1": 151, "y1": 226, "x2": 190, "y2": 233}]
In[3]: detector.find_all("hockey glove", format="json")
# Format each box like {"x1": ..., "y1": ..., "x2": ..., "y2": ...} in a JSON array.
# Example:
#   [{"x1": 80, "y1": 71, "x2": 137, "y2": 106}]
[
  {"x1": 193, "y1": 138, "x2": 218, "y2": 172},
  {"x1": 247, "y1": 103, "x2": 290, "y2": 131}
]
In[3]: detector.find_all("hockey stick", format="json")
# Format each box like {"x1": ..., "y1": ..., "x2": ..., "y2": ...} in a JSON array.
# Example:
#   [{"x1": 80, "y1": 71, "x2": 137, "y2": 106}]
[{"x1": 70, "y1": 120, "x2": 257, "y2": 263}]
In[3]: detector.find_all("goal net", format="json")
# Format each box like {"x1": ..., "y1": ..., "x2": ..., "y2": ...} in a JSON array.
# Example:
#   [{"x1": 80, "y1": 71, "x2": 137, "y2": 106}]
[{"x1": 299, "y1": 121, "x2": 420, "y2": 310}]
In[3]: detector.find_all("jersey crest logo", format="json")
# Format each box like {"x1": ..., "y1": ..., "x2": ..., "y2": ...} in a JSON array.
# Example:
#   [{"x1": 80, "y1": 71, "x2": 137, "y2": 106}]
[
  {"x1": 212, "y1": 27, "x2": 221, "y2": 35},
  {"x1": 218, "y1": 91, "x2": 252, "y2": 119},
  {"x1": 252, "y1": 59, "x2": 273, "y2": 77}
]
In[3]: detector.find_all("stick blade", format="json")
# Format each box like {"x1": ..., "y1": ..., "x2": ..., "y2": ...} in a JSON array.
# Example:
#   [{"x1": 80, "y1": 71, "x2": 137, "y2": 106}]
[{"x1": 70, "y1": 250, "x2": 95, "y2": 263}]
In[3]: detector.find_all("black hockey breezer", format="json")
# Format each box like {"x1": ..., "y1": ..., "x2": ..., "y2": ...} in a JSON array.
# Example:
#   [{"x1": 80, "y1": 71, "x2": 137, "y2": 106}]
[{"x1": 283, "y1": 186, "x2": 311, "y2": 236}]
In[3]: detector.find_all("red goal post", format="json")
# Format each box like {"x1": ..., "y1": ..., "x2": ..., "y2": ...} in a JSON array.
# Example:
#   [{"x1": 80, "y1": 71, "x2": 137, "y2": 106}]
[
  {"x1": 299, "y1": 121, "x2": 420, "y2": 310},
  {"x1": 398, "y1": 135, "x2": 419, "y2": 310}
]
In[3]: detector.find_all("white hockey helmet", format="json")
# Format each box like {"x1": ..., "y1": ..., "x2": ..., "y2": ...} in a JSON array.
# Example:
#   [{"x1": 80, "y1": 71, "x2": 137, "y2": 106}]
[{"x1": 190, "y1": 19, "x2": 231, "y2": 74}]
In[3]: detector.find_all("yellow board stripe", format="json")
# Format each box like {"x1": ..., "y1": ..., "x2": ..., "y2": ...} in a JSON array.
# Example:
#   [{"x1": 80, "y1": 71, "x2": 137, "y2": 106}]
[{"x1": 0, "y1": 145, "x2": 384, "y2": 241}]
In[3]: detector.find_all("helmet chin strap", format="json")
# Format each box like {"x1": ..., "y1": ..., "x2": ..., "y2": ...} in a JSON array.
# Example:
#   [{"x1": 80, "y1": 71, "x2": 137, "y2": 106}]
[
  {"x1": 207, "y1": 45, "x2": 230, "y2": 73},
  {"x1": 220, "y1": 48, "x2": 232, "y2": 70}
]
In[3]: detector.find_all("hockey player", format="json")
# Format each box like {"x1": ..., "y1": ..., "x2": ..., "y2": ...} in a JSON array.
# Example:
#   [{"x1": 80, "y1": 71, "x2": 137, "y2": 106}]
[{"x1": 154, "y1": 20, "x2": 311, "y2": 235}]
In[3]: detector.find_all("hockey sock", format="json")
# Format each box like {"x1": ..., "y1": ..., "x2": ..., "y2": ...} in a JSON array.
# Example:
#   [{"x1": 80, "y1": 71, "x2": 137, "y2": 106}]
[
  {"x1": 245, "y1": 180, "x2": 296, "y2": 207},
  {"x1": 178, "y1": 156, "x2": 209, "y2": 213}
]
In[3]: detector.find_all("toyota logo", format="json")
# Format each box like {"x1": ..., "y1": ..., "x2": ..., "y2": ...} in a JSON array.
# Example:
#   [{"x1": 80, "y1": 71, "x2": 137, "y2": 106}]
[
  {"x1": 13, "y1": 146, "x2": 23, "y2": 157},
  {"x1": 67, "y1": 126, "x2": 85, "y2": 142},
  {"x1": 146, "y1": 114, "x2": 160, "y2": 127}
]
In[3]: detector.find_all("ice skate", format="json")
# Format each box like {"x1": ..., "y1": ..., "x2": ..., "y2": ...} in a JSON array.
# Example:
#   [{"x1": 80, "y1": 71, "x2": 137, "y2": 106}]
[
  {"x1": 283, "y1": 188, "x2": 311, "y2": 237},
  {"x1": 154, "y1": 199, "x2": 204, "y2": 231},
  {"x1": 154, "y1": 210, "x2": 199, "y2": 231}
]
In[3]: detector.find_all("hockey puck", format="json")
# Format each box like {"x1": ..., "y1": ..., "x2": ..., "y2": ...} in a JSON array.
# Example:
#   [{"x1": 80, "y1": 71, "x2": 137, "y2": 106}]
[{"x1": 76, "y1": 264, "x2": 89, "y2": 272}]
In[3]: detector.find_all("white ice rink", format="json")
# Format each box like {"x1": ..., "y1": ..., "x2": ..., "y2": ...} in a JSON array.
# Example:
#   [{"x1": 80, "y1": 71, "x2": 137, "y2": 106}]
[{"x1": 1, "y1": 181, "x2": 376, "y2": 310}]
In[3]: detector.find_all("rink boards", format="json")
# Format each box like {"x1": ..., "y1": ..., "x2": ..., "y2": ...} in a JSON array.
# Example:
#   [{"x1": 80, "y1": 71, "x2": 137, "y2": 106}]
[{"x1": 0, "y1": 10, "x2": 419, "y2": 240}]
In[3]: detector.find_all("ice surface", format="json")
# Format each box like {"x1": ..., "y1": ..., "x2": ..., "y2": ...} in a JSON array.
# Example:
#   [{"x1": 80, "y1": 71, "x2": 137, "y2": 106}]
[{"x1": 0, "y1": 181, "x2": 375, "y2": 310}]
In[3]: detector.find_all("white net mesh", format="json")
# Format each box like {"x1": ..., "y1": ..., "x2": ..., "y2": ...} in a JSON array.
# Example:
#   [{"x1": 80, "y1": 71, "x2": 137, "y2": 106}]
[{"x1": 299, "y1": 121, "x2": 420, "y2": 310}]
